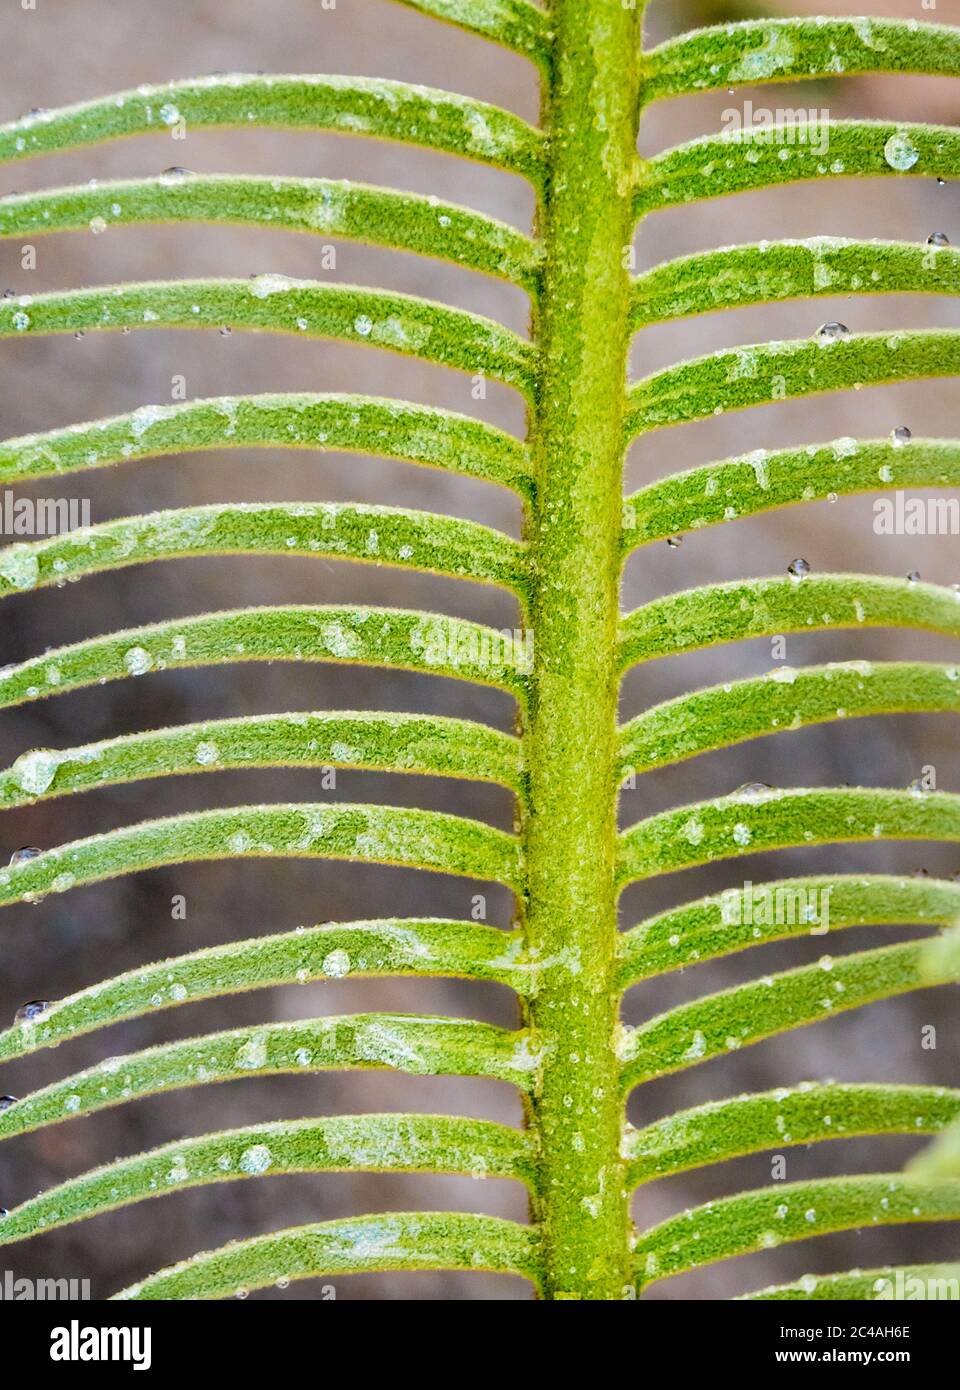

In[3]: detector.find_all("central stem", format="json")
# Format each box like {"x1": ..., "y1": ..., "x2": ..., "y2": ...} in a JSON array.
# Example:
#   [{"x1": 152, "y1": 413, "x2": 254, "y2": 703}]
[{"x1": 521, "y1": 0, "x2": 643, "y2": 1300}]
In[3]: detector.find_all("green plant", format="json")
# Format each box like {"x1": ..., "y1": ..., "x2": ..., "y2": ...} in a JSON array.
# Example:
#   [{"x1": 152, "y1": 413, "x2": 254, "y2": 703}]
[{"x1": 1, "y1": 1, "x2": 960, "y2": 1302}]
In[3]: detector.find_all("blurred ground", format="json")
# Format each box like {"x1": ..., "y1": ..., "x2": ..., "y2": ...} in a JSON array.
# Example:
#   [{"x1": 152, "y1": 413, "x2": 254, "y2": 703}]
[{"x1": 0, "y1": 0, "x2": 958, "y2": 1301}]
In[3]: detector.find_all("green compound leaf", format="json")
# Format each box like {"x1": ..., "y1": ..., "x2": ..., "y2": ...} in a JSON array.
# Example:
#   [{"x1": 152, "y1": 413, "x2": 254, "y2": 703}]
[
  {"x1": 0, "y1": 803, "x2": 523, "y2": 907},
  {"x1": 0, "y1": 1017, "x2": 540, "y2": 1144},
  {"x1": 742, "y1": 1264, "x2": 960, "y2": 1301},
  {"x1": 617, "y1": 786, "x2": 960, "y2": 885},
  {"x1": 624, "y1": 1084, "x2": 960, "y2": 1186},
  {"x1": 618, "y1": 662, "x2": 960, "y2": 777},
  {"x1": 0, "y1": 921, "x2": 529, "y2": 1066},
  {"x1": 0, "y1": 176, "x2": 542, "y2": 291},
  {"x1": 0, "y1": 393, "x2": 533, "y2": 498},
  {"x1": 634, "y1": 1175, "x2": 960, "y2": 1290},
  {"x1": 0, "y1": 75, "x2": 545, "y2": 184},
  {"x1": 634, "y1": 123, "x2": 960, "y2": 217},
  {"x1": 0, "y1": 280, "x2": 538, "y2": 399},
  {"x1": 0, "y1": 1115, "x2": 536, "y2": 1246},
  {"x1": 0, "y1": 503, "x2": 528, "y2": 599},
  {"x1": 619, "y1": 574, "x2": 960, "y2": 667},
  {"x1": 0, "y1": 712, "x2": 523, "y2": 809},
  {"x1": 617, "y1": 874, "x2": 960, "y2": 987},
  {"x1": 642, "y1": 18, "x2": 960, "y2": 104},
  {"x1": 112, "y1": 1212, "x2": 542, "y2": 1300},
  {"x1": 620, "y1": 941, "x2": 954, "y2": 1088},
  {"x1": 626, "y1": 330, "x2": 960, "y2": 435},
  {"x1": 394, "y1": 0, "x2": 551, "y2": 68},
  {"x1": 631, "y1": 239, "x2": 960, "y2": 328},
  {"x1": 0, "y1": 606, "x2": 533, "y2": 708},
  {"x1": 622, "y1": 438, "x2": 960, "y2": 550}
]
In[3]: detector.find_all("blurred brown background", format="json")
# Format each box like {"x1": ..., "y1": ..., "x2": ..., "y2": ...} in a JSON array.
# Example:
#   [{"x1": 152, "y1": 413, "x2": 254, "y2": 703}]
[{"x1": 0, "y1": 0, "x2": 958, "y2": 1300}]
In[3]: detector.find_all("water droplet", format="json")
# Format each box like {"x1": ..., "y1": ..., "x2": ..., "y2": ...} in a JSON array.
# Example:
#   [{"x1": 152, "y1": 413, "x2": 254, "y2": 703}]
[
  {"x1": 322, "y1": 948, "x2": 351, "y2": 978},
  {"x1": 907, "y1": 570, "x2": 921, "y2": 583},
  {"x1": 218, "y1": 326, "x2": 232, "y2": 336},
  {"x1": 788, "y1": 557, "x2": 811, "y2": 580},
  {"x1": 160, "y1": 166, "x2": 194, "y2": 179},
  {"x1": 73, "y1": 330, "x2": 85, "y2": 340},
  {"x1": 937, "y1": 177, "x2": 947, "y2": 188},
  {"x1": 14, "y1": 999, "x2": 49, "y2": 1024},
  {"x1": 817, "y1": 321, "x2": 849, "y2": 344},
  {"x1": 908, "y1": 778, "x2": 929, "y2": 796},
  {"x1": 0, "y1": 1095, "x2": 17, "y2": 1110},
  {"x1": 891, "y1": 425, "x2": 912, "y2": 447},
  {"x1": 733, "y1": 782, "x2": 773, "y2": 798},
  {"x1": 883, "y1": 131, "x2": 919, "y2": 172},
  {"x1": 927, "y1": 231, "x2": 950, "y2": 247},
  {"x1": 123, "y1": 646, "x2": 154, "y2": 676},
  {"x1": 9, "y1": 846, "x2": 41, "y2": 865},
  {"x1": 88, "y1": 216, "x2": 107, "y2": 235},
  {"x1": 666, "y1": 536, "x2": 683, "y2": 549}
]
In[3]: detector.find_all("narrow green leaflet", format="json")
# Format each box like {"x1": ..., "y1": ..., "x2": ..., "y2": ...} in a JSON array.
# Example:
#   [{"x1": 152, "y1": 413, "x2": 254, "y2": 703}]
[
  {"x1": 618, "y1": 787, "x2": 960, "y2": 885},
  {"x1": 626, "y1": 330, "x2": 960, "y2": 435},
  {"x1": 631, "y1": 240, "x2": 960, "y2": 328},
  {"x1": 620, "y1": 941, "x2": 952, "y2": 1087},
  {"x1": 617, "y1": 875, "x2": 960, "y2": 986},
  {"x1": 618, "y1": 663, "x2": 960, "y2": 776},
  {"x1": 620, "y1": 575, "x2": 960, "y2": 667},
  {"x1": 0, "y1": 280, "x2": 538, "y2": 398},
  {"x1": 0, "y1": 803, "x2": 524, "y2": 908},
  {"x1": 623, "y1": 438, "x2": 960, "y2": 550},
  {"x1": 0, "y1": 712, "x2": 523, "y2": 809},
  {"x1": 113, "y1": 1213, "x2": 542, "y2": 1300},
  {"x1": 0, "y1": 76, "x2": 545, "y2": 184},
  {"x1": 0, "y1": 1116, "x2": 536, "y2": 1245},
  {"x1": 394, "y1": 0, "x2": 551, "y2": 68},
  {"x1": 0, "y1": 1017, "x2": 539, "y2": 1142},
  {"x1": 635, "y1": 123, "x2": 960, "y2": 216},
  {"x1": 624, "y1": 1083, "x2": 960, "y2": 1186},
  {"x1": 0, "y1": 394, "x2": 534, "y2": 498},
  {"x1": 635, "y1": 1175, "x2": 960, "y2": 1289},
  {"x1": 0, "y1": 176, "x2": 542, "y2": 291},
  {"x1": 0, "y1": 607, "x2": 533, "y2": 708},
  {"x1": 642, "y1": 18, "x2": 960, "y2": 103},
  {"x1": 0, "y1": 503, "x2": 528, "y2": 598},
  {"x1": 0, "y1": 921, "x2": 529, "y2": 1065}
]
